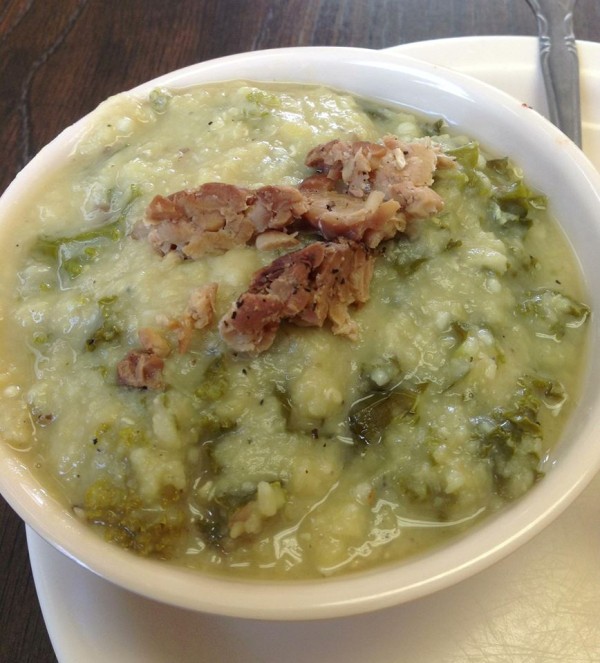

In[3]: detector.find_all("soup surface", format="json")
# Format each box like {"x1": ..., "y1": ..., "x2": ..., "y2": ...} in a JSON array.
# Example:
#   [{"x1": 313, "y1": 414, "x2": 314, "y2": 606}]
[{"x1": 0, "y1": 82, "x2": 590, "y2": 578}]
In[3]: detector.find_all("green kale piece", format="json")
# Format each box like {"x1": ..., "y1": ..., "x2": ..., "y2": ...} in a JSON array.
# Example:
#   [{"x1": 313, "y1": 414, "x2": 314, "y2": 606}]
[
  {"x1": 195, "y1": 487, "x2": 257, "y2": 550},
  {"x1": 484, "y1": 157, "x2": 546, "y2": 236},
  {"x1": 32, "y1": 217, "x2": 123, "y2": 281},
  {"x1": 473, "y1": 375, "x2": 564, "y2": 498},
  {"x1": 349, "y1": 384, "x2": 424, "y2": 446},
  {"x1": 30, "y1": 184, "x2": 141, "y2": 287},
  {"x1": 519, "y1": 288, "x2": 590, "y2": 340},
  {"x1": 446, "y1": 142, "x2": 480, "y2": 170},
  {"x1": 444, "y1": 145, "x2": 546, "y2": 239}
]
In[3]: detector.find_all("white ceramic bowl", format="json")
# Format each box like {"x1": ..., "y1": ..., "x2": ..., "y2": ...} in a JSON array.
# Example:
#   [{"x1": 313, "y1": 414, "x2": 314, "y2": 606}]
[{"x1": 2, "y1": 46, "x2": 600, "y2": 620}]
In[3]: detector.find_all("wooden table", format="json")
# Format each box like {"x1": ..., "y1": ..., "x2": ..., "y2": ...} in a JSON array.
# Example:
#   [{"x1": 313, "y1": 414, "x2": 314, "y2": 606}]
[{"x1": 1, "y1": 1, "x2": 600, "y2": 660}]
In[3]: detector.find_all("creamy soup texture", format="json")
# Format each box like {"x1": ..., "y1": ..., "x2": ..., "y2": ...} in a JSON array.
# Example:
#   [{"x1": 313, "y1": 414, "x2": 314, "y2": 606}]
[{"x1": 0, "y1": 82, "x2": 590, "y2": 578}]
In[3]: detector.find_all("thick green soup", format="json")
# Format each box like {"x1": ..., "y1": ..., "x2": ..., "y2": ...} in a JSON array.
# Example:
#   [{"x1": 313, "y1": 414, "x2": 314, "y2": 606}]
[{"x1": 0, "y1": 82, "x2": 589, "y2": 578}]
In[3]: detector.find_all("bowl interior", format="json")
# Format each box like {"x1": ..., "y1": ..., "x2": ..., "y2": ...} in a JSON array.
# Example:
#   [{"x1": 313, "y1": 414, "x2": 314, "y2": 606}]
[{"x1": 1, "y1": 46, "x2": 600, "y2": 619}]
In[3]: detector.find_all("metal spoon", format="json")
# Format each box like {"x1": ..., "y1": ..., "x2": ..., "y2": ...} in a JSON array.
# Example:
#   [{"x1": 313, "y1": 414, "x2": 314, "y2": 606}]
[{"x1": 526, "y1": 0, "x2": 582, "y2": 147}]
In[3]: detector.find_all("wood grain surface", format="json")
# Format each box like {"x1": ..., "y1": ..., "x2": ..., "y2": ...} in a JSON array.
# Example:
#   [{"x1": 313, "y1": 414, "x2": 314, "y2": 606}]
[{"x1": 1, "y1": 1, "x2": 599, "y2": 661}]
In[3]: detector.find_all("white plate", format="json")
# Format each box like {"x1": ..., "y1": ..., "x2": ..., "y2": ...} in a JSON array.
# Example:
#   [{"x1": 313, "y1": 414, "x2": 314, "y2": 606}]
[{"x1": 28, "y1": 36, "x2": 600, "y2": 663}]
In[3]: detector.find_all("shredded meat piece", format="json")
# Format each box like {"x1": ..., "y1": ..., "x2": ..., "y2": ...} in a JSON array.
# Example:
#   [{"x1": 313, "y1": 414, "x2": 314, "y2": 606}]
[
  {"x1": 373, "y1": 136, "x2": 445, "y2": 217},
  {"x1": 136, "y1": 136, "x2": 448, "y2": 257},
  {"x1": 139, "y1": 183, "x2": 307, "y2": 259},
  {"x1": 218, "y1": 240, "x2": 374, "y2": 353},
  {"x1": 299, "y1": 176, "x2": 402, "y2": 249},
  {"x1": 116, "y1": 350, "x2": 165, "y2": 389},
  {"x1": 173, "y1": 282, "x2": 218, "y2": 353},
  {"x1": 247, "y1": 185, "x2": 308, "y2": 232},
  {"x1": 254, "y1": 230, "x2": 299, "y2": 251},
  {"x1": 305, "y1": 140, "x2": 388, "y2": 197},
  {"x1": 301, "y1": 135, "x2": 446, "y2": 246},
  {"x1": 186, "y1": 283, "x2": 218, "y2": 329},
  {"x1": 117, "y1": 326, "x2": 171, "y2": 389},
  {"x1": 138, "y1": 327, "x2": 171, "y2": 358},
  {"x1": 131, "y1": 136, "x2": 453, "y2": 352}
]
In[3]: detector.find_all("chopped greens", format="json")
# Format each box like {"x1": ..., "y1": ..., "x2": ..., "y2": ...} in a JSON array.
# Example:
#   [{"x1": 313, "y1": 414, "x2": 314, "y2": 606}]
[
  {"x1": 349, "y1": 384, "x2": 423, "y2": 446},
  {"x1": 29, "y1": 184, "x2": 141, "y2": 288},
  {"x1": 473, "y1": 375, "x2": 564, "y2": 498},
  {"x1": 445, "y1": 143, "x2": 546, "y2": 240},
  {"x1": 82, "y1": 478, "x2": 187, "y2": 559},
  {"x1": 519, "y1": 288, "x2": 590, "y2": 340}
]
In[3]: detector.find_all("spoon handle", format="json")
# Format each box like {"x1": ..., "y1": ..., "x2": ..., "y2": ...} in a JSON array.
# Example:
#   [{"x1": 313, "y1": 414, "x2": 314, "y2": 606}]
[{"x1": 526, "y1": 0, "x2": 582, "y2": 147}]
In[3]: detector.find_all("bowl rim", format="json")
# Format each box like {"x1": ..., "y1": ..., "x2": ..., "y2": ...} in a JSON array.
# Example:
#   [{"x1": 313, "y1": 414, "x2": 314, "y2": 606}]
[{"x1": 2, "y1": 44, "x2": 600, "y2": 620}]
